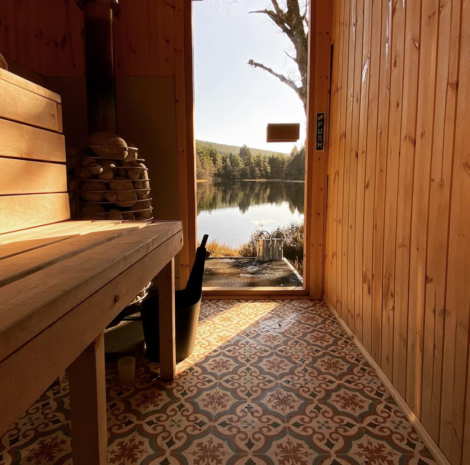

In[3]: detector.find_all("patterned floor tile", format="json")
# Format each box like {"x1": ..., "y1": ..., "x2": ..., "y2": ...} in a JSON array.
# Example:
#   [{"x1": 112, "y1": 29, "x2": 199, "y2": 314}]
[{"x1": 0, "y1": 300, "x2": 437, "y2": 465}]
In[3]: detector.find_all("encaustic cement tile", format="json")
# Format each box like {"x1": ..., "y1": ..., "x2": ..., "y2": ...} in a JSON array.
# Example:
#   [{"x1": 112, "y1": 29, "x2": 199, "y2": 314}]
[{"x1": 0, "y1": 300, "x2": 437, "y2": 465}]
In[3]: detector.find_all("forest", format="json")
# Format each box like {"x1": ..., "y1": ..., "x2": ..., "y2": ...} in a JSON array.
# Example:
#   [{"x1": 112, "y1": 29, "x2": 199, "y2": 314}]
[{"x1": 196, "y1": 142, "x2": 305, "y2": 181}]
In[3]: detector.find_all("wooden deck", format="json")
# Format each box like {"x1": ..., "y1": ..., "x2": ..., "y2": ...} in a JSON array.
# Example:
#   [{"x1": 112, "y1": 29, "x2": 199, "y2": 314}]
[{"x1": 203, "y1": 257, "x2": 303, "y2": 289}]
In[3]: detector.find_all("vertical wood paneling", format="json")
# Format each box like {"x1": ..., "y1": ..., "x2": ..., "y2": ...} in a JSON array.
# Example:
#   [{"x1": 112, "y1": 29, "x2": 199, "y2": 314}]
[
  {"x1": 406, "y1": 0, "x2": 440, "y2": 418},
  {"x1": 381, "y1": 0, "x2": 406, "y2": 379},
  {"x1": 348, "y1": 0, "x2": 364, "y2": 339},
  {"x1": 342, "y1": 0, "x2": 354, "y2": 327},
  {"x1": 372, "y1": 0, "x2": 392, "y2": 364},
  {"x1": 392, "y1": 0, "x2": 421, "y2": 399},
  {"x1": 362, "y1": 0, "x2": 383, "y2": 355},
  {"x1": 326, "y1": 0, "x2": 342, "y2": 308},
  {"x1": 43, "y1": 0, "x2": 85, "y2": 76},
  {"x1": 336, "y1": 0, "x2": 351, "y2": 319},
  {"x1": 325, "y1": 0, "x2": 469, "y2": 462},
  {"x1": 421, "y1": 0, "x2": 460, "y2": 442},
  {"x1": 440, "y1": 0, "x2": 469, "y2": 459},
  {"x1": 114, "y1": 0, "x2": 175, "y2": 77},
  {"x1": 0, "y1": 0, "x2": 46, "y2": 76},
  {"x1": 354, "y1": 0, "x2": 372, "y2": 347}
]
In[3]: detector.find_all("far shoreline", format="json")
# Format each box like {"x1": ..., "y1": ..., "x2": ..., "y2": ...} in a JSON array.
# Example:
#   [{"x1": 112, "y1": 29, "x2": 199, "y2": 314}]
[{"x1": 196, "y1": 179, "x2": 305, "y2": 183}]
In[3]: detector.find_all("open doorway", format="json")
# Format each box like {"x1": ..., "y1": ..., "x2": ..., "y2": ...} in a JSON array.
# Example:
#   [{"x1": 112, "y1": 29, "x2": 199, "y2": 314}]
[{"x1": 193, "y1": 0, "x2": 308, "y2": 291}]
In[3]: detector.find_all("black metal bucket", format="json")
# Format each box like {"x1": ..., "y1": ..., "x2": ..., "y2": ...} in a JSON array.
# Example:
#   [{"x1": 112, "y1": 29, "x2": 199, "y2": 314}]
[
  {"x1": 138, "y1": 234, "x2": 209, "y2": 363},
  {"x1": 140, "y1": 294, "x2": 201, "y2": 363}
]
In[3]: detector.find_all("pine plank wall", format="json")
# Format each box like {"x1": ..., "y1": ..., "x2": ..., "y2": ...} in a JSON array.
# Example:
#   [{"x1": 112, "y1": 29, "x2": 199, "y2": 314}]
[{"x1": 324, "y1": 0, "x2": 470, "y2": 463}]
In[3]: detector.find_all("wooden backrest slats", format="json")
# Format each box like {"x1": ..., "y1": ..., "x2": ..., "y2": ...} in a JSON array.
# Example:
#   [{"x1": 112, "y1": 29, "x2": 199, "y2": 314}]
[
  {"x1": 0, "y1": 78, "x2": 62, "y2": 132},
  {"x1": 0, "y1": 70, "x2": 69, "y2": 234},
  {"x1": 0, "y1": 69, "x2": 61, "y2": 103},
  {"x1": 0, "y1": 193, "x2": 70, "y2": 234},
  {"x1": 0, "y1": 118, "x2": 65, "y2": 163},
  {"x1": 1, "y1": 157, "x2": 67, "y2": 195}
]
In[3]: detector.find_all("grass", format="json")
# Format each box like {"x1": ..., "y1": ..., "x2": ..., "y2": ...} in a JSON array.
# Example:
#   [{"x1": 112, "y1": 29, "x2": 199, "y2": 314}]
[
  {"x1": 205, "y1": 240, "x2": 240, "y2": 258},
  {"x1": 202, "y1": 222, "x2": 304, "y2": 275}
]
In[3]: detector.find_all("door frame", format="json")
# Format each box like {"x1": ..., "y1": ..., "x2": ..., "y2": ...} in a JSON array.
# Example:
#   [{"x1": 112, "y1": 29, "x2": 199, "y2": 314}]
[{"x1": 184, "y1": 0, "x2": 332, "y2": 299}]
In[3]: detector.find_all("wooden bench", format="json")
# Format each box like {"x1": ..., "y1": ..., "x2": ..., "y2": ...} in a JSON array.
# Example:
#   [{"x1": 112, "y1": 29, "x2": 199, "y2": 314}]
[{"x1": 0, "y1": 68, "x2": 183, "y2": 465}]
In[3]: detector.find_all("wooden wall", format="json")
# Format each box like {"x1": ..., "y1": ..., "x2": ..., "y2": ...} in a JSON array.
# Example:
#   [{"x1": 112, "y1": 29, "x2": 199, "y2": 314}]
[
  {"x1": 0, "y1": 0, "x2": 197, "y2": 288},
  {"x1": 0, "y1": 0, "x2": 177, "y2": 78},
  {"x1": 324, "y1": 0, "x2": 470, "y2": 463}
]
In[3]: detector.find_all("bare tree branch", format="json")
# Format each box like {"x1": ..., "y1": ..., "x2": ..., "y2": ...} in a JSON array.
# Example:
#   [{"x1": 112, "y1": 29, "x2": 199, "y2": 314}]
[
  {"x1": 248, "y1": 59, "x2": 306, "y2": 112},
  {"x1": 248, "y1": 0, "x2": 308, "y2": 112}
]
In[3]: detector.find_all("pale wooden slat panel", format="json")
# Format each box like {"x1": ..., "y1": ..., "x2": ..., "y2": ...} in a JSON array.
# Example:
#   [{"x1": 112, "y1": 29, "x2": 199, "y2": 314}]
[
  {"x1": 406, "y1": 0, "x2": 440, "y2": 418},
  {"x1": 372, "y1": 0, "x2": 392, "y2": 366},
  {"x1": 0, "y1": 78, "x2": 61, "y2": 131},
  {"x1": 0, "y1": 193, "x2": 70, "y2": 234},
  {"x1": 341, "y1": 0, "x2": 354, "y2": 328},
  {"x1": 0, "y1": 222, "x2": 182, "y2": 363},
  {"x1": 325, "y1": 0, "x2": 470, "y2": 463},
  {"x1": 392, "y1": 0, "x2": 421, "y2": 400},
  {"x1": 421, "y1": 0, "x2": 460, "y2": 442},
  {"x1": 347, "y1": 0, "x2": 364, "y2": 339},
  {"x1": 0, "y1": 68, "x2": 60, "y2": 103},
  {"x1": 0, "y1": 118, "x2": 65, "y2": 162},
  {"x1": 325, "y1": 0, "x2": 342, "y2": 310},
  {"x1": 0, "y1": 158, "x2": 66, "y2": 195},
  {"x1": 362, "y1": 0, "x2": 383, "y2": 355},
  {"x1": 354, "y1": 0, "x2": 371, "y2": 350},
  {"x1": 440, "y1": 0, "x2": 470, "y2": 460},
  {"x1": 381, "y1": 0, "x2": 406, "y2": 379},
  {"x1": 335, "y1": 0, "x2": 350, "y2": 320}
]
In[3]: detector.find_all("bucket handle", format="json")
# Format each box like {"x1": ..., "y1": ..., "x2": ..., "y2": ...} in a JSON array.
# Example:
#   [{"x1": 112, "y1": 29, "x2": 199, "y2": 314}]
[{"x1": 256, "y1": 230, "x2": 272, "y2": 241}]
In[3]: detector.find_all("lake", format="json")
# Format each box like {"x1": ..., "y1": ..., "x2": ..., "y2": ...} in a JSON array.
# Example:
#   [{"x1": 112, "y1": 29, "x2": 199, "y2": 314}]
[{"x1": 197, "y1": 181, "x2": 305, "y2": 248}]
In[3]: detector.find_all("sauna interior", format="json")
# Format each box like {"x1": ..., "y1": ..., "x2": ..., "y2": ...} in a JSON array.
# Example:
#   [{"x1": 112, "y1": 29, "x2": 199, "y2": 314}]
[{"x1": 0, "y1": 0, "x2": 469, "y2": 464}]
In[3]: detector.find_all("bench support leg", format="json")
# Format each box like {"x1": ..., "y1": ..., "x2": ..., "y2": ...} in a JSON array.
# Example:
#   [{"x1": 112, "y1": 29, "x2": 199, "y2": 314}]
[
  {"x1": 157, "y1": 258, "x2": 176, "y2": 381},
  {"x1": 69, "y1": 332, "x2": 107, "y2": 465}
]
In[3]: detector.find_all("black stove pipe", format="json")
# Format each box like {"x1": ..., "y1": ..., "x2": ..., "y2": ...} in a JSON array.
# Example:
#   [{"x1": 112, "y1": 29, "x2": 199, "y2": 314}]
[{"x1": 77, "y1": 0, "x2": 121, "y2": 134}]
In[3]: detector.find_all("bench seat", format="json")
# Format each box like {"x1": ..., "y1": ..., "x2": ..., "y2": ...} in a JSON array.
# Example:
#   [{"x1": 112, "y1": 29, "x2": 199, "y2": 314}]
[{"x1": 0, "y1": 68, "x2": 183, "y2": 465}]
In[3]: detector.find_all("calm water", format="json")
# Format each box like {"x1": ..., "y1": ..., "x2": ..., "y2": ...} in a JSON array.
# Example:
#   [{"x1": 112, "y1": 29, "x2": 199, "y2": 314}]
[{"x1": 197, "y1": 181, "x2": 305, "y2": 247}]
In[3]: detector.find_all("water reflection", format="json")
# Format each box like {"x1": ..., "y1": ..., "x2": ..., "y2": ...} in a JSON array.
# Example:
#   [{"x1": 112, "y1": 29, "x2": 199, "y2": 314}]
[{"x1": 197, "y1": 181, "x2": 305, "y2": 215}]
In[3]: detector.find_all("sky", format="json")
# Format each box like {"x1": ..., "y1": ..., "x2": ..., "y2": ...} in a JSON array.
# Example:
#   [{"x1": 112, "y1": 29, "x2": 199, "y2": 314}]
[{"x1": 193, "y1": 0, "x2": 307, "y2": 154}]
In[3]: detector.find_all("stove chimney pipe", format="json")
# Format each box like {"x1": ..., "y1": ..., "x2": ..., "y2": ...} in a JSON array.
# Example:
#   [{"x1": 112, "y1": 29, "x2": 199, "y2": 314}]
[{"x1": 77, "y1": 0, "x2": 121, "y2": 134}]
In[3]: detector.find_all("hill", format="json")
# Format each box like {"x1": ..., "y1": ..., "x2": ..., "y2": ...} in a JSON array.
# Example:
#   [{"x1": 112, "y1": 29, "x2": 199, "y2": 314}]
[{"x1": 196, "y1": 140, "x2": 289, "y2": 157}]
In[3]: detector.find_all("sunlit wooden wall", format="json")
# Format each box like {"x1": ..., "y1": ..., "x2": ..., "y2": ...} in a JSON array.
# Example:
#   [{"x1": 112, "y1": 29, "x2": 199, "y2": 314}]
[{"x1": 324, "y1": 0, "x2": 470, "y2": 463}]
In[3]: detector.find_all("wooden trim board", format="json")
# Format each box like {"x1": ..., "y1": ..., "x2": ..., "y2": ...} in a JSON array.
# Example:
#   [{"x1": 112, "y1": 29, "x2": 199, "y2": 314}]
[
  {"x1": 323, "y1": 296, "x2": 451, "y2": 465},
  {"x1": 303, "y1": 0, "x2": 331, "y2": 299}
]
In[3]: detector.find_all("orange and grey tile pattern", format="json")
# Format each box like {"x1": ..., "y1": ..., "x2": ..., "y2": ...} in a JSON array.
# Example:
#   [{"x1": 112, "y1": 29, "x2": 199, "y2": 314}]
[{"x1": 0, "y1": 300, "x2": 436, "y2": 464}]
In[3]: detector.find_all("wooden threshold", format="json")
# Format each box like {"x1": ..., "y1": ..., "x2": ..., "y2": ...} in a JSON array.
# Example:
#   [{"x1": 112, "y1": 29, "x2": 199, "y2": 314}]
[{"x1": 203, "y1": 288, "x2": 309, "y2": 300}]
